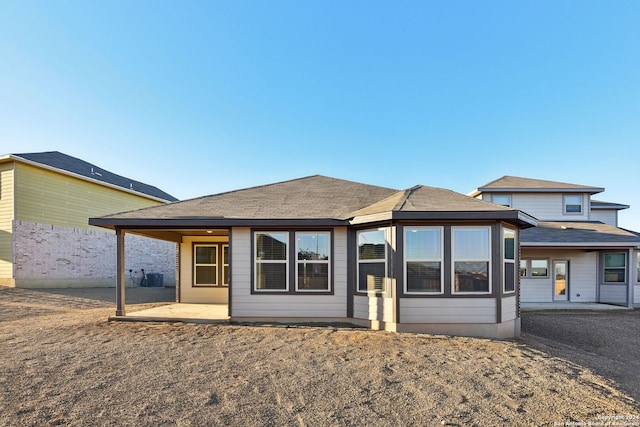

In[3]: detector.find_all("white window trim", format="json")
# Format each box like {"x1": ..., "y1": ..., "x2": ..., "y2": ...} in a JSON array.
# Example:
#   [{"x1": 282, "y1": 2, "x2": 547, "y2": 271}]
[
  {"x1": 603, "y1": 252, "x2": 626, "y2": 284},
  {"x1": 193, "y1": 244, "x2": 218, "y2": 287},
  {"x1": 503, "y1": 227, "x2": 516, "y2": 293},
  {"x1": 451, "y1": 226, "x2": 492, "y2": 295},
  {"x1": 357, "y1": 228, "x2": 388, "y2": 294},
  {"x1": 563, "y1": 194, "x2": 584, "y2": 215},
  {"x1": 520, "y1": 259, "x2": 550, "y2": 279},
  {"x1": 254, "y1": 231, "x2": 289, "y2": 292},
  {"x1": 295, "y1": 231, "x2": 331, "y2": 292},
  {"x1": 403, "y1": 226, "x2": 444, "y2": 295}
]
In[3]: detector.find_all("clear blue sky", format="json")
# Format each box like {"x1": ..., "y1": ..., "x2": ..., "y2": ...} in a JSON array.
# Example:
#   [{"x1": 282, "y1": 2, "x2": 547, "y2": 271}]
[{"x1": 1, "y1": 1, "x2": 639, "y2": 230}]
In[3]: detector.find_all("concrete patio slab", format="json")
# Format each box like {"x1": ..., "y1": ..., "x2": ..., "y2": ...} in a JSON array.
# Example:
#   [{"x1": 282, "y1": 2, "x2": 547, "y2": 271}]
[{"x1": 109, "y1": 303, "x2": 229, "y2": 324}]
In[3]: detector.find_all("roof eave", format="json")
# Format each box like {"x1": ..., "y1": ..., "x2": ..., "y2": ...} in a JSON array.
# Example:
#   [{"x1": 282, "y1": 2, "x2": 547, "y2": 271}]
[
  {"x1": 476, "y1": 187, "x2": 604, "y2": 195},
  {"x1": 522, "y1": 242, "x2": 640, "y2": 248},
  {"x1": 89, "y1": 217, "x2": 349, "y2": 230},
  {"x1": 350, "y1": 210, "x2": 537, "y2": 228}
]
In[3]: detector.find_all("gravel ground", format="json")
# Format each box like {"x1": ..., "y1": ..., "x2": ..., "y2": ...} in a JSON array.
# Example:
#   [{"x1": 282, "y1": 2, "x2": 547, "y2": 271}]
[
  {"x1": 521, "y1": 309, "x2": 640, "y2": 402},
  {"x1": 1, "y1": 286, "x2": 638, "y2": 426}
]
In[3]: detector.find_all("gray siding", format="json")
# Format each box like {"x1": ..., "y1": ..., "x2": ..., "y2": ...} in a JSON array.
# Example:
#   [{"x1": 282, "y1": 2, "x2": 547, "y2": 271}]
[
  {"x1": 520, "y1": 248, "x2": 597, "y2": 303},
  {"x1": 511, "y1": 193, "x2": 590, "y2": 221},
  {"x1": 399, "y1": 298, "x2": 496, "y2": 324},
  {"x1": 590, "y1": 209, "x2": 618, "y2": 226},
  {"x1": 600, "y1": 284, "x2": 627, "y2": 305},
  {"x1": 230, "y1": 227, "x2": 348, "y2": 319}
]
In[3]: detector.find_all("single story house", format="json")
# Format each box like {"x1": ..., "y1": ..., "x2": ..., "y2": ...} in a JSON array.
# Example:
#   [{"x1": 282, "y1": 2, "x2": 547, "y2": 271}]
[{"x1": 90, "y1": 175, "x2": 536, "y2": 339}]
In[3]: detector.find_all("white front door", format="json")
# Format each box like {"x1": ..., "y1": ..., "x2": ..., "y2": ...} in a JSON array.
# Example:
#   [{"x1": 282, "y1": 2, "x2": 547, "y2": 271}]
[{"x1": 553, "y1": 260, "x2": 569, "y2": 301}]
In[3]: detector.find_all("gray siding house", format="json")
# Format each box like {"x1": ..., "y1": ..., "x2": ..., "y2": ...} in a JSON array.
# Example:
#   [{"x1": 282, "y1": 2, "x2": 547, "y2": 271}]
[
  {"x1": 470, "y1": 176, "x2": 640, "y2": 307},
  {"x1": 91, "y1": 175, "x2": 536, "y2": 339}
]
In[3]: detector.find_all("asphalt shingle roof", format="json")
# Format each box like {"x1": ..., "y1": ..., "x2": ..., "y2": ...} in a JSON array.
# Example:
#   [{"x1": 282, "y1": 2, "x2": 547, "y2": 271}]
[
  {"x1": 95, "y1": 175, "x2": 526, "y2": 224},
  {"x1": 100, "y1": 175, "x2": 399, "y2": 220},
  {"x1": 474, "y1": 175, "x2": 604, "y2": 194},
  {"x1": 522, "y1": 221, "x2": 640, "y2": 245},
  {"x1": 12, "y1": 151, "x2": 178, "y2": 202},
  {"x1": 349, "y1": 185, "x2": 514, "y2": 217}
]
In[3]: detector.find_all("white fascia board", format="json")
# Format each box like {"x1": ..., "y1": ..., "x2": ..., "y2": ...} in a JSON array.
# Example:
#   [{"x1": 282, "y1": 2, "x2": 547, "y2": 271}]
[
  {"x1": 518, "y1": 211, "x2": 538, "y2": 227},
  {"x1": 10, "y1": 155, "x2": 171, "y2": 204}
]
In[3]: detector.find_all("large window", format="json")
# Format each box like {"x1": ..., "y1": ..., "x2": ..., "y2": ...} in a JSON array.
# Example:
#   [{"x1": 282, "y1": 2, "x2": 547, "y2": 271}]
[
  {"x1": 604, "y1": 253, "x2": 626, "y2": 283},
  {"x1": 255, "y1": 232, "x2": 288, "y2": 291},
  {"x1": 452, "y1": 227, "x2": 490, "y2": 294},
  {"x1": 637, "y1": 253, "x2": 640, "y2": 283},
  {"x1": 404, "y1": 227, "x2": 443, "y2": 294},
  {"x1": 357, "y1": 229, "x2": 387, "y2": 293},
  {"x1": 296, "y1": 232, "x2": 330, "y2": 291},
  {"x1": 520, "y1": 259, "x2": 549, "y2": 278},
  {"x1": 564, "y1": 195, "x2": 583, "y2": 214},
  {"x1": 503, "y1": 228, "x2": 516, "y2": 293}
]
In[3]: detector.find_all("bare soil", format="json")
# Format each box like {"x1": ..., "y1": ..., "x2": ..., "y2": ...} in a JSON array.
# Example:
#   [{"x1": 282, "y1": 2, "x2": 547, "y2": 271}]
[{"x1": 1, "y1": 286, "x2": 638, "y2": 426}]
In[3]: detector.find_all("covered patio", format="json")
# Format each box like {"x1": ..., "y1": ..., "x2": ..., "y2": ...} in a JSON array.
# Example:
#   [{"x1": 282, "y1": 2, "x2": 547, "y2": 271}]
[{"x1": 110, "y1": 303, "x2": 229, "y2": 324}]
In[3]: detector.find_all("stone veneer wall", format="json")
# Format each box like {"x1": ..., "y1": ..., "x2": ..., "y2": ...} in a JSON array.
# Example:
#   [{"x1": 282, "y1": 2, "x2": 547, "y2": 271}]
[{"x1": 12, "y1": 220, "x2": 177, "y2": 288}]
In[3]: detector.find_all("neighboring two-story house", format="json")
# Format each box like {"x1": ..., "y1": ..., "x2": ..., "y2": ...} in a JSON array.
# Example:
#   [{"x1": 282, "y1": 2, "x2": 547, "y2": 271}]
[
  {"x1": 470, "y1": 176, "x2": 640, "y2": 307},
  {"x1": 0, "y1": 151, "x2": 179, "y2": 288}
]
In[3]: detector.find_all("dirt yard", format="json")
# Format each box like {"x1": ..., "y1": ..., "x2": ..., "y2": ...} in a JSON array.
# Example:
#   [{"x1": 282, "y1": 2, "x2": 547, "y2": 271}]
[{"x1": 1, "y1": 286, "x2": 639, "y2": 426}]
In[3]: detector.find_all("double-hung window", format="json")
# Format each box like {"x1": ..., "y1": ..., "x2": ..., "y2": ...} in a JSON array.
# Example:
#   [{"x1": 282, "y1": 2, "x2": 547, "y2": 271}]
[
  {"x1": 194, "y1": 244, "x2": 218, "y2": 286},
  {"x1": 296, "y1": 232, "x2": 330, "y2": 291},
  {"x1": 357, "y1": 229, "x2": 387, "y2": 293},
  {"x1": 404, "y1": 227, "x2": 443, "y2": 294},
  {"x1": 255, "y1": 232, "x2": 288, "y2": 291},
  {"x1": 503, "y1": 228, "x2": 516, "y2": 293},
  {"x1": 604, "y1": 253, "x2": 626, "y2": 283},
  {"x1": 564, "y1": 195, "x2": 583, "y2": 214},
  {"x1": 452, "y1": 227, "x2": 491, "y2": 294}
]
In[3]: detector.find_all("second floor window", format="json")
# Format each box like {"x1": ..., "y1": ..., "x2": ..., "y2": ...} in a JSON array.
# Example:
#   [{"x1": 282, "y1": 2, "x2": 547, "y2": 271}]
[
  {"x1": 564, "y1": 195, "x2": 583, "y2": 214},
  {"x1": 492, "y1": 194, "x2": 512, "y2": 207}
]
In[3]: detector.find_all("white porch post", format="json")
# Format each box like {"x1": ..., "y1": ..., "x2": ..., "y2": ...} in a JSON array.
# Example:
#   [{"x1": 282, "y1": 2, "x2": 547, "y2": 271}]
[{"x1": 116, "y1": 228, "x2": 126, "y2": 316}]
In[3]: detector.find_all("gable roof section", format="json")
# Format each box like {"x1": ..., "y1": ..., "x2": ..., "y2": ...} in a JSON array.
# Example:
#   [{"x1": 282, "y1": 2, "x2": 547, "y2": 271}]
[
  {"x1": 522, "y1": 221, "x2": 640, "y2": 247},
  {"x1": 90, "y1": 176, "x2": 537, "y2": 229},
  {"x1": 6, "y1": 151, "x2": 178, "y2": 202},
  {"x1": 469, "y1": 175, "x2": 604, "y2": 196}
]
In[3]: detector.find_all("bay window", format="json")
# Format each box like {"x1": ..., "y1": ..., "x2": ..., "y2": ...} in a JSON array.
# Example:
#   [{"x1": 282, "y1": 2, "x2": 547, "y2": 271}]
[
  {"x1": 357, "y1": 229, "x2": 387, "y2": 293},
  {"x1": 404, "y1": 227, "x2": 443, "y2": 293},
  {"x1": 503, "y1": 228, "x2": 516, "y2": 293},
  {"x1": 452, "y1": 227, "x2": 491, "y2": 294}
]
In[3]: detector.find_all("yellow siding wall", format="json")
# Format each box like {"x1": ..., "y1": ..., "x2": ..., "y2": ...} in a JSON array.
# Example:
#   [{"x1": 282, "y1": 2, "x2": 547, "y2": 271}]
[
  {"x1": 14, "y1": 162, "x2": 164, "y2": 230},
  {"x1": 0, "y1": 163, "x2": 15, "y2": 280}
]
